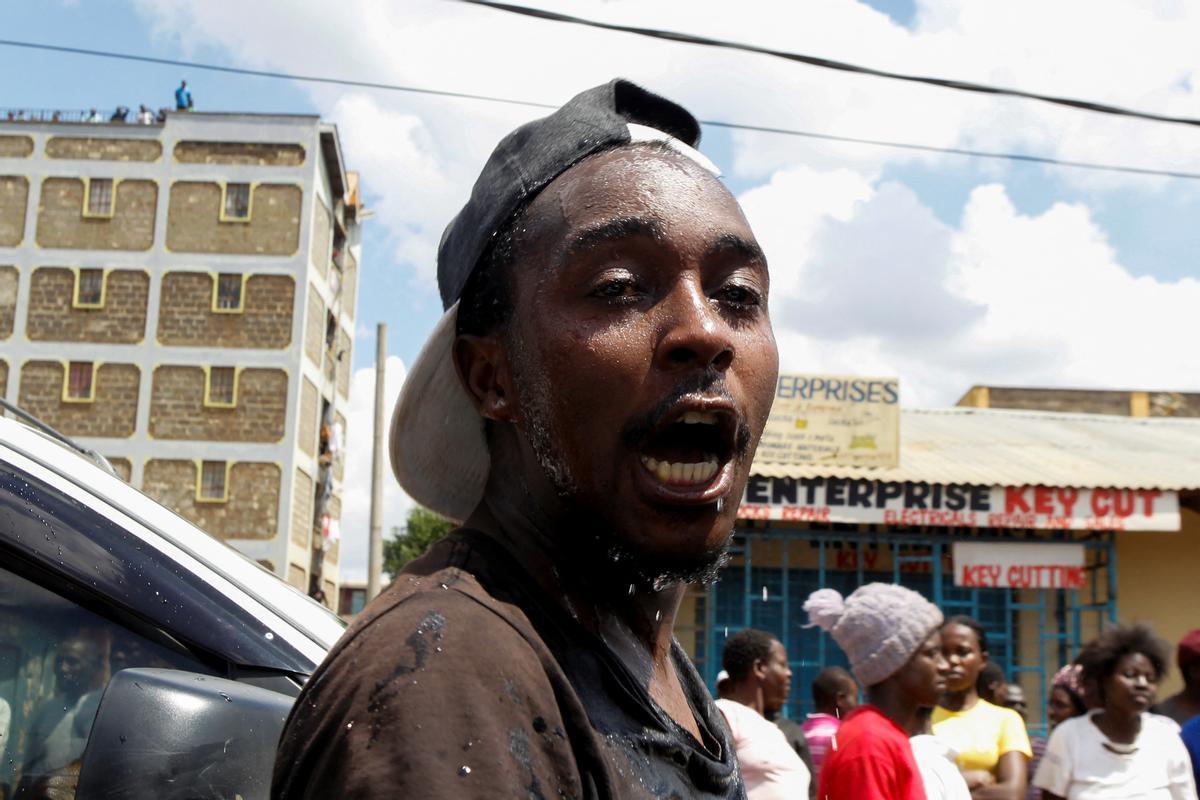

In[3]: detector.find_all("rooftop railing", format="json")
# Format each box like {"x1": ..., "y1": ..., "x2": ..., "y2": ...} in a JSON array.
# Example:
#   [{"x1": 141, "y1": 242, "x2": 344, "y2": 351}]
[{"x1": 1, "y1": 107, "x2": 165, "y2": 124}]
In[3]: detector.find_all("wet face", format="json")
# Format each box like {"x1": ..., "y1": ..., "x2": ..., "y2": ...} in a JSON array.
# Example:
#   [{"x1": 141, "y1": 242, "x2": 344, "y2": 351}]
[
  {"x1": 761, "y1": 639, "x2": 792, "y2": 716},
  {"x1": 1101, "y1": 652, "x2": 1158, "y2": 715},
  {"x1": 894, "y1": 629, "x2": 949, "y2": 707},
  {"x1": 941, "y1": 623, "x2": 987, "y2": 694},
  {"x1": 1048, "y1": 685, "x2": 1079, "y2": 726},
  {"x1": 491, "y1": 147, "x2": 777, "y2": 586}
]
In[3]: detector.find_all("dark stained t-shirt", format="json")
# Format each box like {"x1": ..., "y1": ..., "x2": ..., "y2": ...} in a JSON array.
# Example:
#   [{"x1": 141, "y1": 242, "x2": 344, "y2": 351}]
[{"x1": 272, "y1": 528, "x2": 744, "y2": 799}]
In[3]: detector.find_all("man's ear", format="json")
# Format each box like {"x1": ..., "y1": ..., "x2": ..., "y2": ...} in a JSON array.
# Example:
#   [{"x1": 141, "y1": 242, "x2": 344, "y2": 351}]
[
  {"x1": 752, "y1": 658, "x2": 769, "y2": 681},
  {"x1": 453, "y1": 333, "x2": 515, "y2": 423}
]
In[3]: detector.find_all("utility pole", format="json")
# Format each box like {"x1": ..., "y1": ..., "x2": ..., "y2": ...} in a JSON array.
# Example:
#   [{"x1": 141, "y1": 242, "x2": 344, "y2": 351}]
[{"x1": 367, "y1": 323, "x2": 386, "y2": 600}]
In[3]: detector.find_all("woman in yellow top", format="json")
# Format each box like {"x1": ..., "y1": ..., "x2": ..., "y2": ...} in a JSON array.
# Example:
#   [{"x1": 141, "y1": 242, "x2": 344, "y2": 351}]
[{"x1": 933, "y1": 616, "x2": 1032, "y2": 799}]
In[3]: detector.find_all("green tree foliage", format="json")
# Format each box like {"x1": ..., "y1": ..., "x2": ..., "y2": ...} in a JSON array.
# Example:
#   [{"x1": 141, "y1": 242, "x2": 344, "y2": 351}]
[{"x1": 383, "y1": 506, "x2": 454, "y2": 578}]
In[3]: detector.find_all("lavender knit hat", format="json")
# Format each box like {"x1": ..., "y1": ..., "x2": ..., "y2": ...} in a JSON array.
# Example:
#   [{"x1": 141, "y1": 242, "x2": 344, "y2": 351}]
[{"x1": 804, "y1": 583, "x2": 944, "y2": 688}]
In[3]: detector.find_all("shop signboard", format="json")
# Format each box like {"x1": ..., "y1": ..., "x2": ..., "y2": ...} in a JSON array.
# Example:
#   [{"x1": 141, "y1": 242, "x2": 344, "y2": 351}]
[
  {"x1": 952, "y1": 542, "x2": 1087, "y2": 589},
  {"x1": 739, "y1": 476, "x2": 1181, "y2": 531},
  {"x1": 756, "y1": 373, "x2": 900, "y2": 469}
]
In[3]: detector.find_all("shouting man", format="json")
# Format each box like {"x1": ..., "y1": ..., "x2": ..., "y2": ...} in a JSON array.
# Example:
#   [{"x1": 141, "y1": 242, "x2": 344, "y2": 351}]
[{"x1": 272, "y1": 80, "x2": 779, "y2": 798}]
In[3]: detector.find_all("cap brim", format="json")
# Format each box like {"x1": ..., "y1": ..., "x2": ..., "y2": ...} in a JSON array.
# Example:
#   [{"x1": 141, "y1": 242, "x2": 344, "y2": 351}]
[{"x1": 389, "y1": 302, "x2": 488, "y2": 523}]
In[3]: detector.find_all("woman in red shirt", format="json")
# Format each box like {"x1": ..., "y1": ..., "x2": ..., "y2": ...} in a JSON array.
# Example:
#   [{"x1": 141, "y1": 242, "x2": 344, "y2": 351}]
[{"x1": 805, "y1": 583, "x2": 950, "y2": 800}]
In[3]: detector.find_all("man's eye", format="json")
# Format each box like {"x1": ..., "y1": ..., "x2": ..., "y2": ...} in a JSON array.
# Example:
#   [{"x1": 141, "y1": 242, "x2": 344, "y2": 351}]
[
  {"x1": 716, "y1": 283, "x2": 761, "y2": 308},
  {"x1": 592, "y1": 278, "x2": 641, "y2": 300}
]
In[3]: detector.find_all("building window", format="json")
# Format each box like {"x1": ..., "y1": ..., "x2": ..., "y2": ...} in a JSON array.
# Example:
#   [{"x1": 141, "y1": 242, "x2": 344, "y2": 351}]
[
  {"x1": 325, "y1": 310, "x2": 337, "y2": 350},
  {"x1": 83, "y1": 178, "x2": 115, "y2": 218},
  {"x1": 222, "y1": 183, "x2": 252, "y2": 221},
  {"x1": 74, "y1": 269, "x2": 105, "y2": 308},
  {"x1": 65, "y1": 361, "x2": 95, "y2": 401},
  {"x1": 214, "y1": 273, "x2": 244, "y2": 312},
  {"x1": 206, "y1": 367, "x2": 237, "y2": 407},
  {"x1": 198, "y1": 460, "x2": 228, "y2": 502}
]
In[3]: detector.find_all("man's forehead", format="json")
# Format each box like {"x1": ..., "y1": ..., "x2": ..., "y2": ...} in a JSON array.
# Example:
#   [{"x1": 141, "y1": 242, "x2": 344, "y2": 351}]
[{"x1": 523, "y1": 147, "x2": 750, "y2": 253}]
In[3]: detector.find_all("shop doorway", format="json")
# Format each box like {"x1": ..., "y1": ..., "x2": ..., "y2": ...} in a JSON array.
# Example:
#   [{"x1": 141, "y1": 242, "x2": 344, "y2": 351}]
[{"x1": 684, "y1": 528, "x2": 1116, "y2": 735}]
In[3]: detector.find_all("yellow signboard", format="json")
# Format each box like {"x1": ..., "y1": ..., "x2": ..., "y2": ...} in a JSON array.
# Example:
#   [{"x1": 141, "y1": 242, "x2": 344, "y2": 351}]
[{"x1": 754, "y1": 374, "x2": 900, "y2": 468}]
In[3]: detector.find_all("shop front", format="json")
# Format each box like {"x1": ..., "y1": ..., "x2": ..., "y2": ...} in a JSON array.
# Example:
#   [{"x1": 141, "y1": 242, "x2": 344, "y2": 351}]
[{"x1": 677, "y1": 408, "x2": 1200, "y2": 735}]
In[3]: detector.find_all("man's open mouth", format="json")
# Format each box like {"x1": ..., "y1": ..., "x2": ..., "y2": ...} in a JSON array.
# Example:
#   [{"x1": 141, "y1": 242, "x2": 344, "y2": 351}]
[{"x1": 634, "y1": 399, "x2": 739, "y2": 499}]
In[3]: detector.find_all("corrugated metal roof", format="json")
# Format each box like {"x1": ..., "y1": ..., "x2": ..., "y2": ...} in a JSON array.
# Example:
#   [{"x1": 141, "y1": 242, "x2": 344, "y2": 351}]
[{"x1": 751, "y1": 408, "x2": 1200, "y2": 491}]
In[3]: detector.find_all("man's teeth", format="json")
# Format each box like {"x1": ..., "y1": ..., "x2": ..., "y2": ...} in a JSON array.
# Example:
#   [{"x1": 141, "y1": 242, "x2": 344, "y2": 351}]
[
  {"x1": 679, "y1": 411, "x2": 719, "y2": 425},
  {"x1": 640, "y1": 455, "x2": 719, "y2": 484}
]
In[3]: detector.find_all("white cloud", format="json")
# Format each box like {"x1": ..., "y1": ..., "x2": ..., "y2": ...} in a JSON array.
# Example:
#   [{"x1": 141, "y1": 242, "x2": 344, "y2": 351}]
[
  {"x1": 338, "y1": 353, "x2": 413, "y2": 583},
  {"x1": 741, "y1": 166, "x2": 1200, "y2": 405},
  {"x1": 128, "y1": 1, "x2": 1200, "y2": 417}
]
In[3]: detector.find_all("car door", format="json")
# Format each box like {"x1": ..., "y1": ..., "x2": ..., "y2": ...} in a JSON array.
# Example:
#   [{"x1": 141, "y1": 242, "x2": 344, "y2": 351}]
[{"x1": 0, "y1": 442, "x2": 321, "y2": 798}]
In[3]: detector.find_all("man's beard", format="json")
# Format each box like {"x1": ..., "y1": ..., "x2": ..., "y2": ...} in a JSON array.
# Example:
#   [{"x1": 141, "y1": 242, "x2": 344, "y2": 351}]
[{"x1": 509, "y1": 345, "x2": 737, "y2": 593}]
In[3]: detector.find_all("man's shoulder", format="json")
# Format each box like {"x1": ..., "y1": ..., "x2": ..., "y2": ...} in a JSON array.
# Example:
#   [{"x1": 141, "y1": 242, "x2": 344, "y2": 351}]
[{"x1": 336, "y1": 538, "x2": 542, "y2": 668}]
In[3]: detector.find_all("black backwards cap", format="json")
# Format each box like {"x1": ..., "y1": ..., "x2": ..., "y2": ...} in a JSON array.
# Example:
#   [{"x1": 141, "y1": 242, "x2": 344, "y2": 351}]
[
  {"x1": 436, "y1": 78, "x2": 703, "y2": 309},
  {"x1": 392, "y1": 79, "x2": 714, "y2": 522}
]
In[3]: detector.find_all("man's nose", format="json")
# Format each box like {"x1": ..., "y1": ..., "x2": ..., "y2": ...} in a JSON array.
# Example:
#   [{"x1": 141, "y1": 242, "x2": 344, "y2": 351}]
[{"x1": 653, "y1": 276, "x2": 734, "y2": 372}]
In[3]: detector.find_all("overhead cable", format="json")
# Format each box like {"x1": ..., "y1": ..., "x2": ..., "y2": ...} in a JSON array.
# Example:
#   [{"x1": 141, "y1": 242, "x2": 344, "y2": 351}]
[
  {"x1": 455, "y1": 0, "x2": 1200, "y2": 130},
  {"x1": 2, "y1": 38, "x2": 1199, "y2": 181}
]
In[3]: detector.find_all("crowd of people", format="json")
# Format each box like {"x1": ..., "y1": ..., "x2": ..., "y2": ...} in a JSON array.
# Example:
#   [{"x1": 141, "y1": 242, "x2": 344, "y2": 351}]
[
  {"x1": 6, "y1": 80, "x2": 193, "y2": 125},
  {"x1": 713, "y1": 583, "x2": 1200, "y2": 800}
]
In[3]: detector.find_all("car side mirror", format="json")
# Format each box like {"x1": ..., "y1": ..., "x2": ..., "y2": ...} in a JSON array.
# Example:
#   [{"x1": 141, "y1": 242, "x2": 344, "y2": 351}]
[{"x1": 76, "y1": 667, "x2": 293, "y2": 800}]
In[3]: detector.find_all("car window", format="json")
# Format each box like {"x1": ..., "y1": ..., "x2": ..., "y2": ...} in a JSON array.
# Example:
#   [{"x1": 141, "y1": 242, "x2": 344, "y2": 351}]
[{"x1": 0, "y1": 564, "x2": 213, "y2": 799}]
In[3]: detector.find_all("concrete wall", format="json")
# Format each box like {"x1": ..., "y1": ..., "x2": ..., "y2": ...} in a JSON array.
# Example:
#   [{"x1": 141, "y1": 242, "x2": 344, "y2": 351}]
[
  {"x1": 0, "y1": 177, "x2": 28, "y2": 246},
  {"x1": 0, "y1": 266, "x2": 16, "y2": 337},
  {"x1": 36, "y1": 178, "x2": 157, "y2": 250},
  {"x1": 142, "y1": 459, "x2": 280, "y2": 540},
  {"x1": 166, "y1": 182, "x2": 301, "y2": 255},
  {"x1": 149, "y1": 366, "x2": 288, "y2": 441},
  {"x1": 1117, "y1": 504, "x2": 1200, "y2": 698},
  {"x1": 18, "y1": 361, "x2": 140, "y2": 438},
  {"x1": 45, "y1": 137, "x2": 162, "y2": 162},
  {"x1": 26, "y1": 268, "x2": 149, "y2": 343},
  {"x1": 174, "y1": 141, "x2": 305, "y2": 166},
  {"x1": 156, "y1": 272, "x2": 293, "y2": 349},
  {"x1": 0, "y1": 136, "x2": 33, "y2": 158}
]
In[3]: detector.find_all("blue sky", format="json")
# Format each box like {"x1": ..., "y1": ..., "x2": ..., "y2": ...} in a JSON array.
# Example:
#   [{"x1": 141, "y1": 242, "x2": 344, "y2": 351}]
[
  {"x1": 10, "y1": 0, "x2": 1199, "y2": 578},
  {"x1": 9, "y1": 0, "x2": 1198, "y2": 370}
]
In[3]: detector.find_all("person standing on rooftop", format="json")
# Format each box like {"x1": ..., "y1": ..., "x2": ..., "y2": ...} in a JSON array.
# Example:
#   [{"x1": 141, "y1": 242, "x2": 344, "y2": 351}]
[
  {"x1": 175, "y1": 79, "x2": 192, "y2": 111},
  {"x1": 271, "y1": 78, "x2": 780, "y2": 798}
]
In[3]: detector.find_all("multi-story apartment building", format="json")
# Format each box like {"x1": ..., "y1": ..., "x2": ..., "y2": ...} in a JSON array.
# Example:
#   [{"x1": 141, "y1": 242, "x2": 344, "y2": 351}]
[{"x1": 0, "y1": 111, "x2": 362, "y2": 601}]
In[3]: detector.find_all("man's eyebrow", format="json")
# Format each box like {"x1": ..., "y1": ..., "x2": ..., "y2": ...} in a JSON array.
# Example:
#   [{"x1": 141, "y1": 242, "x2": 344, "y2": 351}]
[
  {"x1": 705, "y1": 232, "x2": 768, "y2": 268},
  {"x1": 562, "y1": 216, "x2": 666, "y2": 260}
]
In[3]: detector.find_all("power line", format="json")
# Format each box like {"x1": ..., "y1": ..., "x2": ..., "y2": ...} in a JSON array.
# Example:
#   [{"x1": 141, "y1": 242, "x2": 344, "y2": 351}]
[
  {"x1": 2, "y1": 37, "x2": 1199, "y2": 181},
  {"x1": 456, "y1": 0, "x2": 1200, "y2": 131}
]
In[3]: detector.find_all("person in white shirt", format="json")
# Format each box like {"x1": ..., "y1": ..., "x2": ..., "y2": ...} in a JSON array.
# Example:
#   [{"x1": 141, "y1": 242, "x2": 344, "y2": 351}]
[
  {"x1": 910, "y1": 706, "x2": 971, "y2": 800},
  {"x1": 1034, "y1": 624, "x2": 1197, "y2": 800},
  {"x1": 715, "y1": 629, "x2": 811, "y2": 800}
]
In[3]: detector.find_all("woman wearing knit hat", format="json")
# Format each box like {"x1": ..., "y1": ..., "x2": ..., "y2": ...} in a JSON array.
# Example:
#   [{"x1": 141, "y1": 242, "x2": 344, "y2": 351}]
[{"x1": 804, "y1": 583, "x2": 948, "y2": 800}]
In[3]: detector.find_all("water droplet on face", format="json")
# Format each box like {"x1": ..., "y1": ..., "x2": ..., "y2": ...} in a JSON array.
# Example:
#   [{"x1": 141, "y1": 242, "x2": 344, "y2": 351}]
[
  {"x1": 655, "y1": 610, "x2": 662, "y2": 622},
  {"x1": 716, "y1": 497, "x2": 724, "y2": 513},
  {"x1": 346, "y1": 721, "x2": 354, "y2": 729},
  {"x1": 762, "y1": 586, "x2": 769, "y2": 602},
  {"x1": 458, "y1": 765, "x2": 472, "y2": 776},
  {"x1": 440, "y1": 583, "x2": 448, "y2": 590},
  {"x1": 628, "y1": 583, "x2": 635, "y2": 596}
]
